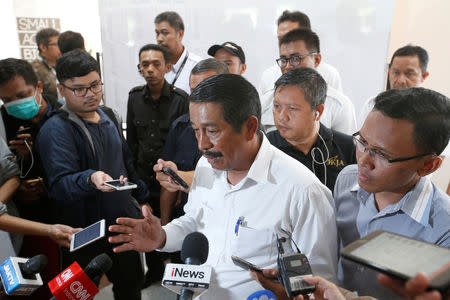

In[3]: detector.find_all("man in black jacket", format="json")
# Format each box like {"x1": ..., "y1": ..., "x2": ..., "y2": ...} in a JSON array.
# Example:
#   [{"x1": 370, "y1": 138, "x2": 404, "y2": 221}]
[
  {"x1": 36, "y1": 49, "x2": 150, "y2": 300},
  {"x1": 126, "y1": 43, "x2": 188, "y2": 287},
  {"x1": 267, "y1": 68, "x2": 356, "y2": 192}
]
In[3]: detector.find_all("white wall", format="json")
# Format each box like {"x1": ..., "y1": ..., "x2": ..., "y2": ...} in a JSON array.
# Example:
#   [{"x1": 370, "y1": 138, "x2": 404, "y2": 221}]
[
  {"x1": 98, "y1": 0, "x2": 395, "y2": 119},
  {"x1": 0, "y1": 0, "x2": 20, "y2": 59}
]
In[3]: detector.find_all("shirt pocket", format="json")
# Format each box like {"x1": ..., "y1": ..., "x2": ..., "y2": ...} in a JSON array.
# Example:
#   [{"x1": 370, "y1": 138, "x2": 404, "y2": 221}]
[
  {"x1": 231, "y1": 226, "x2": 277, "y2": 269},
  {"x1": 133, "y1": 119, "x2": 150, "y2": 140}
]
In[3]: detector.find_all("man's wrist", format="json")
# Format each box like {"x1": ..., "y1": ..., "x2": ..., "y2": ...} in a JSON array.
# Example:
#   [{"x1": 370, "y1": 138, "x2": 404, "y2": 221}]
[{"x1": 87, "y1": 172, "x2": 96, "y2": 187}]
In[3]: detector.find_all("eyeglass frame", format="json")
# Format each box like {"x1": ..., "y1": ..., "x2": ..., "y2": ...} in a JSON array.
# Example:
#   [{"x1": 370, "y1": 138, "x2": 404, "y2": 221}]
[
  {"x1": 60, "y1": 82, "x2": 104, "y2": 97},
  {"x1": 276, "y1": 52, "x2": 317, "y2": 68},
  {"x1": 352, "y1": 132, "x2": 434, "y2": 164}
]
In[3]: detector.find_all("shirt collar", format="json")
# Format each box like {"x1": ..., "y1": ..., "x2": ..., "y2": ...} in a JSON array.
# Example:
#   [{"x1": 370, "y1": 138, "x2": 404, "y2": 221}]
[
  {"x1": 143, "y1": 80, "x2": 171, "y2": 100},
  {"x1": 351, "y1": 176, "x2": 433, "y2": 227},
  {"x1": 171, "y1": 47, "x2": 187, "y2": 73},
  {"x1": 245, "y1": 133, "x2": 272, "y2": 184}
]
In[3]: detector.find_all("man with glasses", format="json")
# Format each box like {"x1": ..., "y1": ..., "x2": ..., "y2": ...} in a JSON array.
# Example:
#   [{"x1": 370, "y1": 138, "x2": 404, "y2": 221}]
[
  {"x1": 262, "y1": 29, "x2": 356, "y2": 134},
  {"x1": 36, "y1": 49, "x2": 150, "y2": 300},
  {"x1": 334, "y1": 87, "x2": 450, "y2": 299},
  {"x1": 31, "y1": 28, "x2": 61, "y2": 100}
]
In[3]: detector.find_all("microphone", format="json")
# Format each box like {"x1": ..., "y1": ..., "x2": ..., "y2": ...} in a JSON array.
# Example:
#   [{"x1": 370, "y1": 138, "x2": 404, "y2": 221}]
[
  {"x1": 48, "y1": 253, "x2": 112, "y2": 300},
  {"x1": 0, "y1": 254, "x2": 48, "y2": 296},
  {"x1": 162, "y1": 232, "x2": 211, "y2": 300}
]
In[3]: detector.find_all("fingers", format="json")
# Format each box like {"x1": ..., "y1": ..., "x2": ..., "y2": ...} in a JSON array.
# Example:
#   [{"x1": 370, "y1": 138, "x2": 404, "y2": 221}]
[
  {"x1": 261, "y1": 268, "x2": 278, "y2": 279},
  {"x1": 142, "y1": 204, "x2": 153, "y2": 218},
  {"x1": 250, "y1": 269, "x2": 288, "y2": 300},
  {"x1": 109, "y1": 223, "x2": 135, "y2": 235},
  {"x1": 108, "y1": 233, "x2": 133, "y2": 244},
  {"x1": 378, "y1": 273, "x2": 406, "y2": 297},
  {"x1": 112, "y1": 242, "x2": 136, "y2": 253},
  {"x1": 405, "y1": 272, "x2": 429, "y2": 295}
]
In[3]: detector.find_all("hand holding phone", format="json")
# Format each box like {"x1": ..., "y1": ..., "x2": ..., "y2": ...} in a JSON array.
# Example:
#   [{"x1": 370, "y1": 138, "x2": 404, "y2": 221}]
[
  {"x1": 104, "y1": 179, "x2": 137, "y2": 190},
  {"x1": 162, "y1": 167, "x2": 189, "y2": 190}
]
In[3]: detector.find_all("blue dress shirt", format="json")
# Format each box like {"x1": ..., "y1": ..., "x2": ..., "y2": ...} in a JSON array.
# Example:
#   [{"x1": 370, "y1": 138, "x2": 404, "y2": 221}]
[{"x1": 334, "y1": 165, "x2": 450, "y2": 299}]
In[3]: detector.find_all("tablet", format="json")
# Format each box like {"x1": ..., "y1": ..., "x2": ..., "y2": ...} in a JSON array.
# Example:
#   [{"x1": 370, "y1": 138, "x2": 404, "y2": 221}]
[
  {"x1": 70, "y1": 219, "x2": 105, "y2": 252},
  {"x1": 341, "y1": 230, "x2": 450, "y2": 292},
  {"x1": 104, "y1": 179, "x2": 137, "y2": 190}
]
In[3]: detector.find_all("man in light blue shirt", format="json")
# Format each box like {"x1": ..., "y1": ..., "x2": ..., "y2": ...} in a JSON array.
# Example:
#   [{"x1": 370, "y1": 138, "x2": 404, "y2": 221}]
[{"x1": 334, "y1": 87, "x2": 450, "y2": 299}]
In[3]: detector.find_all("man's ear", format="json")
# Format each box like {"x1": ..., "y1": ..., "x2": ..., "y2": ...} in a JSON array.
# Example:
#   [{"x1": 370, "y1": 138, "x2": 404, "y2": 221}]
[
  {"x1": 38, "y1": 43, "x2": 47, "y2": 54},
  {"x1": 314, "y1": 53, "x2": 322, "y2": 68},
  {"x1": 239, "y1": 63, "x2": 247, "y2": 75},
  {"x1": 177, "y1": 30, "x2": 184, "y2": 41},
  {"x1": 57, "y1": 83, "x2": 65, "y2": 96},
  {"x1": 165, "y1": 63, "x2": 172, "y2": 74},
  {"x1": 244, "y1": 115, "x2": 259, "y2": 140},
  {"x1": 417, "y1": 155, "x2": 443, "y2": 177},
  {"x1": 421, "y1": 71, "x2": 429, "y2": 82},
  {"x1": 36, "y1": 81, "x2": 43, "y2": 93}
]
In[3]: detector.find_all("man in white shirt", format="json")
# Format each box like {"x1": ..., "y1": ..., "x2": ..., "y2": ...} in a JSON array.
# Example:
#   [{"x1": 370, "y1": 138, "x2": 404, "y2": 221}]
[
  {"x1": 259, "y1": 10, "x2": 343, "y2": 134},
  {"x1": 154, "y1": 11, "x2": 202, "y2": 94},
  {"x1": 358, "y1": 45, "x2": 429, "y2": 128},
  {"x1": 262, "y1": 29, "x2": 356, "y2": 134},
  {"x1": 109, "y1": 74, "x2": 338, "y2": 299}
]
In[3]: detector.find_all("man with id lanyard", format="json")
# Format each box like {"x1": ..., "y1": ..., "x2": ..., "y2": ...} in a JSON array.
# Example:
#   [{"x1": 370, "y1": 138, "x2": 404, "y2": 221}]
[
  {"x1": 109, "y1": 74, "x2": 337, "y2": 299},
  {"x1": 155, "y1": 11, "x2": 202, "y2": 94}
]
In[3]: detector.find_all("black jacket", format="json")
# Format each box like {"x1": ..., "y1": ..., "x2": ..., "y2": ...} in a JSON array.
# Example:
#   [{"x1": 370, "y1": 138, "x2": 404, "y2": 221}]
[{"x1": 267, "y1": 124, "x2": 356, "y2": 192}]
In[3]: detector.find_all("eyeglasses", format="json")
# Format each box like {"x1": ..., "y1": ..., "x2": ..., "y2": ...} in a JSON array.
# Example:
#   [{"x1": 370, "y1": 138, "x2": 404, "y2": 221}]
[
  {"x1": 276, "y1": 53, "x2": 317, "y2": 68},
  {"x1": 352, "y1": 132, "x2": 434, "y2": 164},
  {"x1": 61, "y1": 82, "x2": 103, "y2": 97}
]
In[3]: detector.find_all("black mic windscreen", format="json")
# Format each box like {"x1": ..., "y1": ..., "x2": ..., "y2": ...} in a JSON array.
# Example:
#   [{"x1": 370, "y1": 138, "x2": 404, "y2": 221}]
[
  {"x1": 180, "y1": 232, "x2": 209, "y2": 265},
  {"x1": 22, "y1": 254, "x2": 48, "y2": 276},
  {"x1": 84, "y1": 253, "x2": 113, "y2": 280}
]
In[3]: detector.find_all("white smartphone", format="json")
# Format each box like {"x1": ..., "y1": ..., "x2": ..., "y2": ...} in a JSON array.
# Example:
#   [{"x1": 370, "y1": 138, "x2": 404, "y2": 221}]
[
  {"x1": 70, "y1": 219, "x2": 105, "y2": 252},
  {"x1": 104, "y1": 179, "x2": 137, "y2": 190}
]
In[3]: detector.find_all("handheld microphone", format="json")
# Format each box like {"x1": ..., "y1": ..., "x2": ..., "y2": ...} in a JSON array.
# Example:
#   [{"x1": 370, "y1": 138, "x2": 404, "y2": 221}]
[
  {"x1": 276, "y1": 235, "x2": 315, "y2": 297},
  {"x1": 48, "y1": 253, "x2": 112, "y2": 300},
  {"x1": 0, "y1": 254, "x2": 48, "y2": 296},
  {"x1": 162, "y1": 232, "x2": 211, "y2": 300}
]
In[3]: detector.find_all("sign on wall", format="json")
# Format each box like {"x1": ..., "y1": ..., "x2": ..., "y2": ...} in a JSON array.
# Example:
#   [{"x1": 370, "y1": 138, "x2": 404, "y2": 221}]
[{"x1": 16, "y1": 17, "x2": 60, "y2": 61}]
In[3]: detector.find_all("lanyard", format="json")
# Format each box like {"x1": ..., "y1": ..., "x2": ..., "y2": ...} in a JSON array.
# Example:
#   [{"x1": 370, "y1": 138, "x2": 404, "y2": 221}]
[{"x1": 171, "y1": 51, "x2": 189, "y2": 86}]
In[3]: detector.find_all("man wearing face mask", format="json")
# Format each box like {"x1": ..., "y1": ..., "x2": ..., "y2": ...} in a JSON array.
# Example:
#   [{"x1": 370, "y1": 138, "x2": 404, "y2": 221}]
[
  {"x1": 0, "y1": 58, "x2": 61, "y2": 223},
  {"x1": 0, "y1": 57, "x2": 63, "y2": 299}
]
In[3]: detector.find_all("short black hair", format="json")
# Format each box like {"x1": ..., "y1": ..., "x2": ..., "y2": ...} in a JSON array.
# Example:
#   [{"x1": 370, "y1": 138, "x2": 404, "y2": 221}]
[
  {"x1": 373, "y1": 87, "x2": 450, "y2": 155},
  {"x1": 0, "y1": 58, "x2": 38, "y2": 86},
  {"x1": 36, "y1": 28, "x2": 60, "y2": 53},
  {"x1": 138, "y1": 44, "x2": 169, "y2": 64},
  {"x1": 58, "y1": 31, "x2": 85, "y2": 54},
  {"x1": 390, "y1": 45, "x2": 429, "y2": 73},
  {"x1": 190, "y1": 58, "x2": 229, "y2": 76},
  {"x1": 275, "y1": 68, "x2": 327, "y2": 109},
  {"x1": 189, "y1": 74, "x2": 261, "y2": 133},
  {"x1": 277, "y1": 10, "x2": 311, "y2": 29},
  {"x1": 56, "y1": 49, "x2": 99, "y2": 83},
  {"x1": 154, "y1": 11, "x2": 185, "y2": 31},
  {"x1": 279, "y1": 28, "x2": 320, "y2": 53}
]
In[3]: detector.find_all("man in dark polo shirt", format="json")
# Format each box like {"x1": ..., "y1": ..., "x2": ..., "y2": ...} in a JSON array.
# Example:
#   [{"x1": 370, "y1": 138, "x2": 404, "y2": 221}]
[
  {"x1": 267, "y1": 68, "x2": 355, "y2": 192},
  {"x1": 126, "y1": 43, "x2": 188, "y2": 286}
]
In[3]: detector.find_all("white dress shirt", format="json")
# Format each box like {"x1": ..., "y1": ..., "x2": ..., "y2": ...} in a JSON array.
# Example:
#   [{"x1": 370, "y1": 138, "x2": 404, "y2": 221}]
[
  {"x1": 161, "y1": 134, "x2": 338, "y2": 299},
  {"x1": 164, "y1": 47, "x2": 202, "y2": 94}
]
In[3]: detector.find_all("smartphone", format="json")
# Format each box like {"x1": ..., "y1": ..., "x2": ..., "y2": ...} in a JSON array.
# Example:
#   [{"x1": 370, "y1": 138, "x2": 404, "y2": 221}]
[
  {"x1": 104, "y1": 179, "x2": 137, "y2": 190},
  {"x1": 70, "y1": 219, "x2": 105, "y2": 252},
  {"x1": 341, "y1": 230, "x2": 450, "y2": 292},
  {"x1": 162, "y1": 167, "x2": 189, "y2": 189},
  {"x1": 231, "y1": 255, "x2": 263, "y2": 273},
  {"x1": 16, "y1": 127, "x2": 31, "y2": 135}
]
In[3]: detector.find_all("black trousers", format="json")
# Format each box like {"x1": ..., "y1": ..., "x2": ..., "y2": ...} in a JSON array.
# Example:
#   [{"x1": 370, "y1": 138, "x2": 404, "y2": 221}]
[{"x1": 61, "y1": 239, "x2": 143, "y2": 300}]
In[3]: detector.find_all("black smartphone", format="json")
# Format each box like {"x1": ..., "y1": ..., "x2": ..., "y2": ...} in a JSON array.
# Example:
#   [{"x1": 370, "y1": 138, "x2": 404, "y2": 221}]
[
  {"x1": 231, "y1": 255, "x2": 263, "y2": 273},
  {"x1": 162, "y1": 167, "x2": 189, "y2": 189},
  {"x1": 16, "y1": 127, "x2": 31, "y2": 135},
  {"x1": 341, "y1": 230, "x2": 450, "y2": 293}
]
